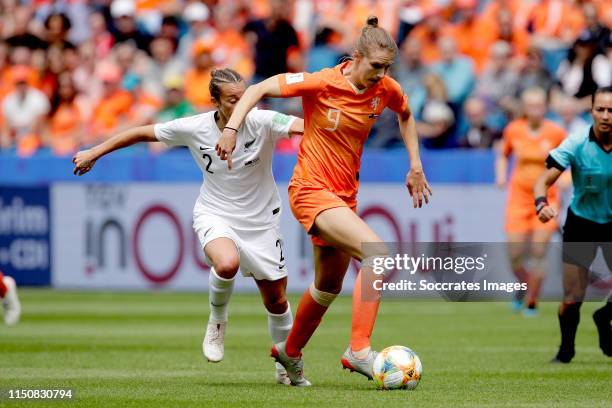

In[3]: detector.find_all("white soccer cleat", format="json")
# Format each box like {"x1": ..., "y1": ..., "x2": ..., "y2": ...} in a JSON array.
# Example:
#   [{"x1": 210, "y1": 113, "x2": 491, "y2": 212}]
[
  {"x1": 340, "y1": 346, "x2": 377, "y2": 380},
  {"x1": 275, "y1": 362, "x2": 291, "y2": 385},
  {"x1": 270, "y1": 341, "x2": 311, "y2": 386},
  {"x1": 2, "y1": 276, "x2": 21, "y2": 326},
  {"x1": 203, "y1": 321, "x2": 226, "y2": 362}
]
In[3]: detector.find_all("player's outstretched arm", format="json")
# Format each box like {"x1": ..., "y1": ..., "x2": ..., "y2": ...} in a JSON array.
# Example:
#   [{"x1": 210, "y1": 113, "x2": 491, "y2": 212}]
[
  {"x1": 72, "y1": 125, "x2": 156, "y2": 176},
  {"x1": 398, "y1": 108, "x2": 432, "y2": 208},
  {"x1": 216, "y1": 75, "x2": 284, "y2": 169},
  {"x1": 534, "y1": 167, "x2": 563, "y2": 223}
]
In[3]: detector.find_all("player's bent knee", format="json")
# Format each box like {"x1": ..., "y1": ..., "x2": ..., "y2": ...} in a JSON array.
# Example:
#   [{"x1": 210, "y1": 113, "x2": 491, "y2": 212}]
[
  {"x1": 214, "y1": 258, "x2": 240, "y2": 279},
  {"x1": 264, "y1": 296, "x2": 288, "y2": 314}
]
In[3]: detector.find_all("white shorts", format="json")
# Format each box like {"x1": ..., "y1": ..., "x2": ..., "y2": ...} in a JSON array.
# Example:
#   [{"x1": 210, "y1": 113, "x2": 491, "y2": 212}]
[{"x1": 193, "y1": 211, "x2": 288, "y2": 281}]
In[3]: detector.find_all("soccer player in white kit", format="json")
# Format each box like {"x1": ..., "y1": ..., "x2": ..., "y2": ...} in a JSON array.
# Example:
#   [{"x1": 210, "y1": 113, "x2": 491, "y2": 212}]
[{"x1": 72, "y1": 69, "x2": 304, "y2": 385}]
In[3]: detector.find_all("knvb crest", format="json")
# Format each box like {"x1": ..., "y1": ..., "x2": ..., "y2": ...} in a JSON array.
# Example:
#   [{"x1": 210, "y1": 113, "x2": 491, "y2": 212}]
[{"x1": 370, "y1": 96, "x2": 380, "y2": 111}]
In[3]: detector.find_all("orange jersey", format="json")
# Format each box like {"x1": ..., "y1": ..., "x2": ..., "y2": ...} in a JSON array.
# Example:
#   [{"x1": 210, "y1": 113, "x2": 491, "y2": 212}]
[
  {"x1": 502, "y1": 119, "x2": 566, "y2": 190},
  {"x1": 279, "y1": 62, "x2": 408, "y2": 200}
]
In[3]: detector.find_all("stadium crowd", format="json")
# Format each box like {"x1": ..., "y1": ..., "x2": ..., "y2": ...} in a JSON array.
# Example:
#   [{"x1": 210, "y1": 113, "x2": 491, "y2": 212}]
[{"x1": 0, "y1": 0, "x2": 611, "y2": 156}]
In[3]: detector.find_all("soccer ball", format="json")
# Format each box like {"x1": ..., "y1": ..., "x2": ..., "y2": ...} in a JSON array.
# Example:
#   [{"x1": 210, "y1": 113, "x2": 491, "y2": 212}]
[{"x1": 373, "y1": 345, "x2": 422, "y2": 390}]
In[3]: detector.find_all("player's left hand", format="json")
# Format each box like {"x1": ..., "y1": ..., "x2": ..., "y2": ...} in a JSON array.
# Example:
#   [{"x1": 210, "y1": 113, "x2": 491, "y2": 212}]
[
  {"x1": 72, "y1": 149, "x2": 97, "y2": 176},
  {"x1": 216, "y1": 128, "x2": 237, "y2": 169},
  {"x1": 406, "y1": 167, "x2": 432, "y2": 208}
]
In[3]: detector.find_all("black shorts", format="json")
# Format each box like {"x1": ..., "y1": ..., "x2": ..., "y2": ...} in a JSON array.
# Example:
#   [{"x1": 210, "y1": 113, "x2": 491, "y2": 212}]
[{"x1": 562, "y1": 208, "x2": 612, "y2": 269}]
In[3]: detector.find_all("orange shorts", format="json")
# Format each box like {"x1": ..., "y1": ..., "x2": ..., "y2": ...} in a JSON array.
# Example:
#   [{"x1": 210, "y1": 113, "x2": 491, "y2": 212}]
[
  {"x1": 505, "y1": 184, "x2": 558, "y2": 234},
  {"x1": 288, "y1": 179, "x2": 356, "y2": 247}
]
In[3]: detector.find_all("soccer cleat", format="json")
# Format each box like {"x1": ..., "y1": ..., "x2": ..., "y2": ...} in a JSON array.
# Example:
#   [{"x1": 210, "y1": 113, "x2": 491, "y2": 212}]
[
  {"x1": 511, "y1": 299, "x2": 523, "y2": 313},
  {"x1": 340, "y1": 346, "x2": 377, "y2": 380},
  {"x1": 2, "y1": 276, "x2": 21, "y2": 326},
  {"x1": 522, "y1": 307, "x2": 538, "y2": 318},
  {"x1": 270, "y1": 342, "x2": 311, "y2": 386},
  {"x1": 550, "y1": 347, "x2": 575, "y2": 364},
  {"x1": 275, "y1": 362, "x2": 291, "y2": 385},
  {"x1": 203, "y1": 321, "x2": 226, "y2": 362},
  {"x1": 593, "y1": 308, "x2": 612, "y2": 357}
]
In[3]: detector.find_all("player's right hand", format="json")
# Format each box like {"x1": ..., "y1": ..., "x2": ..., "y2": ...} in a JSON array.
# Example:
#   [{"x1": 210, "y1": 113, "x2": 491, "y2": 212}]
[
  {"x1": 72, "y1": 149, "x2": 97, "y2": 176},
  {"x1": 216, "y1": 129, "x2": 237, "y2": 169},
  {"x1": 537, "y1": 205, "x2": 556, "y2": 223}
]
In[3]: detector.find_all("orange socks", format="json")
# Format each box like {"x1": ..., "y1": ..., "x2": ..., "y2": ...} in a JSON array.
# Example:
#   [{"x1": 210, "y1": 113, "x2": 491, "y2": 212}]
[
  {"x1": 350, "y1": 269, "x2": 381, "y2": 352},
  {"x1": 0, "y1": 272, "x2": 6, "y2": 298},
  {"x1": 285, "y1": 289, "x2": 329, "y2": 357}
]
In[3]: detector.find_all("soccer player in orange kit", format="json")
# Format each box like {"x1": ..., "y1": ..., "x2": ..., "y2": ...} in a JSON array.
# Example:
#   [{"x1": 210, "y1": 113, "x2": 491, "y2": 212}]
[
  {"x1": 216, "y1": 16, "x2": 432, "y2": 386},
  {"x1": 496, "y1": 87, "x2": 566, "y2": 316}
]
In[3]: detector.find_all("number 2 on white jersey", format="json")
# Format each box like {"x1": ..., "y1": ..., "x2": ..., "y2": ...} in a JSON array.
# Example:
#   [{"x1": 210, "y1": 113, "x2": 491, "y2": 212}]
[{"x1": 325, "y1": 109, "x2": 340, "y2": 131}]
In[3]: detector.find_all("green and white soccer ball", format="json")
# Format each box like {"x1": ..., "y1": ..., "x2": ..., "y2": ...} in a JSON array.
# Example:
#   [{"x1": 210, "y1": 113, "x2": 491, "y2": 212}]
[{"x1": 373, "y1": 345, "x2": 422, "y2": 390}]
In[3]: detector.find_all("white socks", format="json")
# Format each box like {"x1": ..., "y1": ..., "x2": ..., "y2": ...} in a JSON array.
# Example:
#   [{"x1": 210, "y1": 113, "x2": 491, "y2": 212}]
[
  {"x1": 208, "y1": 268, "x2": 235, "y2": 323},
  {"x1": 267, "y1": 302, "x2": 293, "y2": 344},
  {"x1": 269, "y1": 303, "x2": 293, "y2": 371}
]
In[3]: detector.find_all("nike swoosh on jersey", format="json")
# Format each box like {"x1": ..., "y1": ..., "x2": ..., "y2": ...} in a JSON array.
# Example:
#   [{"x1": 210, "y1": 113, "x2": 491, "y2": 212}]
[
  {"x1": 199, "y1": 146, "x2": 213, "y2": 151},
  {"x1": 244, "y1": 138, "x2": 256, "y2": 148}
]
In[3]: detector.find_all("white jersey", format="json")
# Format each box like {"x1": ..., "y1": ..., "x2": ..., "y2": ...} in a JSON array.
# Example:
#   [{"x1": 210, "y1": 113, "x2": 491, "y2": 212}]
[{"x1": 154, "y1": 108, "x2": 296, "y2": 230}]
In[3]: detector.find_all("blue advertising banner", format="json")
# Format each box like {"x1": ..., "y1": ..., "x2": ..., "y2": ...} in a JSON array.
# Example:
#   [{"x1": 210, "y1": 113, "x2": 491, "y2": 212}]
[{"x1": 0, "y1": 186, "x2": 51, "y2": 285}]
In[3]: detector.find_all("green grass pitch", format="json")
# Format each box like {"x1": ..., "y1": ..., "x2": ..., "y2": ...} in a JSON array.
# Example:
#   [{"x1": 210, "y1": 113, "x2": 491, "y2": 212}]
[{"x1": 0, "y1": 290, "x2": 610, "y2": 407}]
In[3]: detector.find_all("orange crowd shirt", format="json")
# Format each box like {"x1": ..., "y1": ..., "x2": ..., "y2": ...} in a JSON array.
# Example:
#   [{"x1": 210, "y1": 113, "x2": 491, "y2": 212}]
[
  {"x1": 502, "y1": 119, "x2": 566, "y2": 191},
  {"x1": 48, "y1": 102, "x2": 83, "y2": 155},
  {"x1": 278, "y1": 61, "x2": 408, "y2": 200}
]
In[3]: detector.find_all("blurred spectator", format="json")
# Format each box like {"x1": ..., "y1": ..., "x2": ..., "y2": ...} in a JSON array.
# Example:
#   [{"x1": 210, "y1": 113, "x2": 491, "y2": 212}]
[
  {"x1": 1, "y1": 46, "x2": 40, "y2": 98},
  {"x1": 158, "y1": 15, "x2": 180, "y2": 49},
  {"x1": 555, "y1": 30, "x2": 611, "y2": 111},
  {"x1": 176, "y1": 2, "x2": 215, "y2": 63},
  {"x1": 114, "y1": 41, "x2": 139, "y2": 78},
  {"x1": 123, "y1": 73, "x2": 161, "y2": 128},
  {"x1": 514, "y1": 46, "x2": 555, "y2": 98},
  {"x1": 110, "y1": 0, "x2": 152, "y2": 53},
  {"x1": 582, "y1": 2, "x2": 611, "y2": 53},
  {"x1": 185, "y1": 40, "x2": 214, "y2": 111},
  {"x1": 88, "y1": 11, "x2": 114, "y2": 59},
  {"x1": 430, "y1": 36, "x2": 475, "y2": 106},
  {"x1": 397, "y1": 0, "x2": 428, "y2": 47},
  {"x1": 446, "y1": 0, "x2": 495, "y2": 71},
  {"x1": 243, "y1": 0, "x2": 301, "y2": 80},
  {"x1": 150, "y1": 74, "x2": 196, "y2": 154},
  {"x1": 39, "y1": 44, "x2": 66, "y2": 98},
  {"x1": 307, "y1": 26, "x2": 345, "y2": 72},
  {"x1": 489, "y1": 7, "x2": 529, "y2": 62},
  {"x1": 157, "y1": 75, "x2": 196, "y2": 123},
  {"x1": 141, "y1": 36, "x2": 184, "y2": 99},
  {"x1": 73, "y1": 42, "x2": 102, "y2": 104},
  {"x1": 44, "y1": 12, "x2": 74, "y2": 50},
  {"x1": 0, "y1": 40, "x2": 8, "y2": 75},
  {"x1": 394, "y1": 37, "x2": 428, "y2": 119},
  {"x1": 474, "y1": 41, "x2": 519, "y2": 129},
  {"x1": 1, "y1": 65, "x2": 50, "y2": 156},
  {"x1": 44, "y1": 71, "x2": 89, "y2": 156},
  {"x1": 481, "y1": 0, "x2": 534, "y2": 32},
  {"x1": 407, "y1": 6, "x2": 449, "y2": 63},
  {"x1": 5, "y1": 6, "x2": 47, "y2": 51},
  {"x1": 551, "y1": 93, "x2": 589, "y2": 136},
  {"x1": 529, "y1": 0, "x2": 585, "y2": 47},
  {"x1": 417, "y1": 73, "x2": 457, "y2": 149},
  {"x1": 458, "y1": 97, "x2": 501, "y2": 148},
  {"x1": 88, "y1": 62, "x2": 133, "y2": 145},
  {"x1": 211, "y1": 2, "x2": 254, "y2": 79}
]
